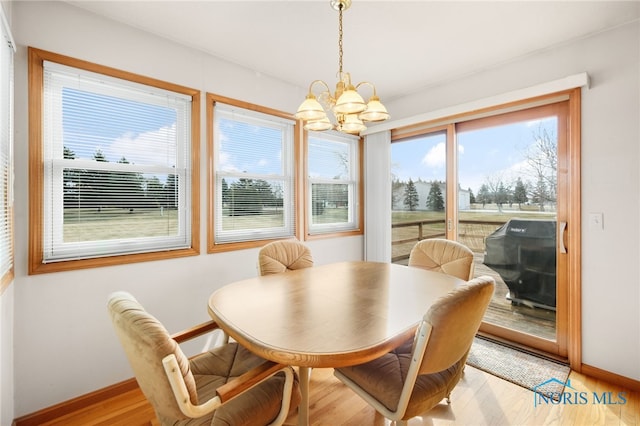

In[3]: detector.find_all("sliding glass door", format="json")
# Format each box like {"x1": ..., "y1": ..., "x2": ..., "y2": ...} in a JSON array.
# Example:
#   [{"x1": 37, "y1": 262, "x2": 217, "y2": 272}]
[{"x1": 391, "y1": 94, "x2": 578, "y2": 359}]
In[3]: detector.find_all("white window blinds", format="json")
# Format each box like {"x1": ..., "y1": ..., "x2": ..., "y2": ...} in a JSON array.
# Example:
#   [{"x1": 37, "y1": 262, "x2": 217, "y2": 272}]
[
  {"x1": 42, "y1": 61, "x2": 193, "y2": 262},
  {"x1": 0, "y1": 9, "x2": 14, "y2": 284},
  {"x1": 307, "y1": 131, "x2": 359, "y2": 234},
  {"x1": 213, "y1": 102, "x2": 295, "y2": 243}
]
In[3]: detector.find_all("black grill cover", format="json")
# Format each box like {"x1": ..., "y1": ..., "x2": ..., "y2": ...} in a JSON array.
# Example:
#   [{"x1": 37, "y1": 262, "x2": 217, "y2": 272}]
[{"x1": 483, "y1": 219, "x2": 556, "y2": 309}]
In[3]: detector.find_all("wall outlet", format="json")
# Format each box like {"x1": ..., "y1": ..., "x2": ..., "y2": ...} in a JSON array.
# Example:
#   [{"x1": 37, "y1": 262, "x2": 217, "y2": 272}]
[{"x1": 588, "y1": 212, "x2": 603, "y2": 230}]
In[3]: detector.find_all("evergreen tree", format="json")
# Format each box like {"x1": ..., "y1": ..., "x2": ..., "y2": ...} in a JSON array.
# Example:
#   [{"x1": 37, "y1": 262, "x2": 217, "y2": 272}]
[
  {"x1": 494, "y1": 181, "x2": 510, "y2": 212},
  {"x1": 403, "y1": 179, "x2": 419, "y2": 211},
  {"x1": 468, "y1": 187, "x2": 476, "y2": 204},
  {"x1": 426, "y1": 181, "x2": 445, "y2": 211},
  {"x1": 512, "y1": 177, "x2": 528, "y2": 208}
]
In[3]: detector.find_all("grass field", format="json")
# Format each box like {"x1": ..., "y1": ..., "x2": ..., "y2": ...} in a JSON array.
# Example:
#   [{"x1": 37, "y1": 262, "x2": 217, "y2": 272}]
[{"x1": 62, "y1": 207, "x2": 350, "y2": 241}]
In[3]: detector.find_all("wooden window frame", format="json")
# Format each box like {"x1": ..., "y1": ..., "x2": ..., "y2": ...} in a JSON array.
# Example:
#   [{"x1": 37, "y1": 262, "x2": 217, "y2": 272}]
[
  {"x1": 206, "y1": 93, "x2": 301, "y2": 253},
  {"x1": 28, "y1": 48, "x2": 200, "y2": 274},
  {"x1": 303, "y1": 131, "x2": 364, "y2": 240}
]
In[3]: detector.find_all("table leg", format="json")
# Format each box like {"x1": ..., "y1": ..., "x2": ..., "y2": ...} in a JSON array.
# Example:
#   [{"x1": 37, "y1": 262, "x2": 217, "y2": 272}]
[{"x1": 297, "y1": 366, "x2": 310, "y2": 426}]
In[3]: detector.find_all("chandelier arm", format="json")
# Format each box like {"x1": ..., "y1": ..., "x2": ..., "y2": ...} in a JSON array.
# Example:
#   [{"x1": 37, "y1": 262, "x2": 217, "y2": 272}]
[
  {"x1": 308, "y1": 79, "x2": 332, "y2": 95},
  {"x1": 338, "y1": 2, "x2": 343, "y2": 75},
  {"x1": 354, "y1": 81, "x2": 378, "y2": 97}
]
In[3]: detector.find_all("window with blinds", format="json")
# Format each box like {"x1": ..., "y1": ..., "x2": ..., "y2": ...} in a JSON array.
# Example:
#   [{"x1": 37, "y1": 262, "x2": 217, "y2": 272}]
[
  {"x1": 307, "y1": 131, "x2": 360, "y2": 235},
  {"x1": 0, "y1": 11, "x2": 14, "y2": 289},
  {"x1": 35, "y1": 55, "x2": 197, "y2": 265},
  {"x1": 213, "y1": 102, "x2": 295, "y2": 244}
]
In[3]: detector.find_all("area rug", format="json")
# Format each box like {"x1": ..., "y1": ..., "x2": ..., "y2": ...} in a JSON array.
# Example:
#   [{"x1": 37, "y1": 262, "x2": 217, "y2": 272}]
[{"x1": 466, "y1": 336, "x2": 570, "y2": 398}]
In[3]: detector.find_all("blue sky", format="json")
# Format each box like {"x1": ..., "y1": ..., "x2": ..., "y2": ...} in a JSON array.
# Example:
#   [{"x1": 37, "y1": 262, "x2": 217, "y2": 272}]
[
  {"x1": 62, "y1": 87, "x2": 178, "y2": 167},
  {"x1": 391, "y1": 117, "x2": 557, "y2": 195}
]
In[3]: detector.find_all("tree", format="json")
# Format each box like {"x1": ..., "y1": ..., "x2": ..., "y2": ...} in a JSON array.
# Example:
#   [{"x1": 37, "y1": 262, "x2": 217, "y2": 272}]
[
  {"x1": 63, "y1": 146, "x2": 83, "y2": 208},
  {"x1": 512, "y1": 177, "x2": 528, "y2": 208},
  {"x1": 530, "y1": 176, "x2": 550, "y2": 211},
  {"x1": 468, "y1": 187, "x2": 476, "y2": 204},
  {"x1": 403, "y1": 179, "x2": 419, "y2": 211},
  {"x1": 476, "y1": 184, "x2": 492, "y2": 208},
  {"x1": 426, "y1": 181, "x2": 445, "y2": 211},
  {"x1": 494, "y1": 181, "x2": 510, "y2": 212},
  {"x1": 164, "y1": 174, "x2": 178, "y2": 208},
  {"x1": 228, "y1": 178, "x2": 272, "y2": 216},
  {"x1": 524, "y1": 124, "x2": 557, "y2": 204}
]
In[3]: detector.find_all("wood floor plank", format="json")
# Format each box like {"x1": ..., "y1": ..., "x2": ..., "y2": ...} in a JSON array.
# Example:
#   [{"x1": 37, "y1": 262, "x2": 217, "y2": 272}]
[{"x1": 28, "y1": 367, "x2": 639, "y2": 426}]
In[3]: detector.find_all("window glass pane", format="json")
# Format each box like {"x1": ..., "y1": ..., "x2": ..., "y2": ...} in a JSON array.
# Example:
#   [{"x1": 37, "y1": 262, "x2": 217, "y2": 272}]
[
  {"x1": 458, "y1": 115, "x2": 559, "y2": 340},
  {"x1": 391, "y1": 131, "x2": 447, "y2": 263},
  {"x1": 308, "y1": 132, "x2": 358, "y2": 234},
  {"x1": 43, "y1": 62, "x2": 192, "y2": 262},
  {"x1": 308, "y1": 138, "x2": 350, "y2": 180},
  {"x1": 214, "y1": 103, "x2": 294, "y2": 243}
]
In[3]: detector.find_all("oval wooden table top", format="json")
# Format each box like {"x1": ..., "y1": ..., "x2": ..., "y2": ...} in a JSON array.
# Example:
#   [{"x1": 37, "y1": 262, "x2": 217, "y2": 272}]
[{"x1": 208, "y1": 261, "x2": 466, "y2": 369}]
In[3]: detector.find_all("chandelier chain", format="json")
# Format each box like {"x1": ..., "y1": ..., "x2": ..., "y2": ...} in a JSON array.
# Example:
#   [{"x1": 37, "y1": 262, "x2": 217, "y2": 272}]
[{"x1": 338, "y1": 3, "x2": 343, "y2": 75}]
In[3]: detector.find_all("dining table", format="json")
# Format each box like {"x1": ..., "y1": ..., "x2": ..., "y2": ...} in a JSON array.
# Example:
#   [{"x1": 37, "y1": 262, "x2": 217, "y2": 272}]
[{"x1": 207, "y1": 260, "x2": 466, "y2": 425}]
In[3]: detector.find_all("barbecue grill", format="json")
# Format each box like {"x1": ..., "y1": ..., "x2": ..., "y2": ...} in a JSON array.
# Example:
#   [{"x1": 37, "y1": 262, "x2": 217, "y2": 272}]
[{"x1": 483, "y1": 218, "x2": 556, "y2": 310}]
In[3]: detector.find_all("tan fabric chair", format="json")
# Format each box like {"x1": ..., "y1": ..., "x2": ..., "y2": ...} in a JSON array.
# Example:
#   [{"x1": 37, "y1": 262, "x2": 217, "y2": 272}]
[
  {"x1": 408, "y1": 238, "x2": 475, "y2": 280},
  {"x1": 108, "y1": 291, "x2": 300, "y2": 426},
  {"x1": 334, "y1": 276, "x2": 495, "y2": 425},
  {"x1": 258, "y1": 239, "x2": 313, "y2": 276}
]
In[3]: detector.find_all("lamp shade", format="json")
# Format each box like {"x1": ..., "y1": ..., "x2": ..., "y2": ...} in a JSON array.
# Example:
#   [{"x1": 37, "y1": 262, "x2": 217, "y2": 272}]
[
  {"x1": 339, "y1": 114, "x2": 366, "y2": 134},
  {"x1": 359, "y1": 96, "x2": 390, "y2": 122},
  {"x1": 334, "y1": 88, "x2": 366, "y2": 114},
  {"x1": 295, "y1": 94, "x2": 327, "y2": 121},
  {"x1": 305, "y1": 117, "x2": 333, "y2": 131}
]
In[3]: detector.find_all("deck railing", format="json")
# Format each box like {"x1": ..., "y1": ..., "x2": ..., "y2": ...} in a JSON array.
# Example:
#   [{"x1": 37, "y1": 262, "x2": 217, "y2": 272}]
[{"x1": 391, "y1": 219, "x2": 505, "y2": 263}]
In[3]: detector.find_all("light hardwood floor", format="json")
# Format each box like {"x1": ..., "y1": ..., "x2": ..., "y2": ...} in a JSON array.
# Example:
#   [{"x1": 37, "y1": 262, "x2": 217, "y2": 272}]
[{"x1": 37, "y1": 366, "x2": 638, "y2": 426}]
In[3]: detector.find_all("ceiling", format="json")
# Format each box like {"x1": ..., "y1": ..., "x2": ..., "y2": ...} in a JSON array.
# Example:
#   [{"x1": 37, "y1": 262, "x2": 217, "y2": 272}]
[{"x1": 66, "y1": 1, "x2": 639, "y2": 103}]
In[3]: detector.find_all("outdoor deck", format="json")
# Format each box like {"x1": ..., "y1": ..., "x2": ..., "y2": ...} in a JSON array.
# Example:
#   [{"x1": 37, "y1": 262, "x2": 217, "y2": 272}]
[{"x1": 394, "y1": 253, "x2": 556, "y2": 341}]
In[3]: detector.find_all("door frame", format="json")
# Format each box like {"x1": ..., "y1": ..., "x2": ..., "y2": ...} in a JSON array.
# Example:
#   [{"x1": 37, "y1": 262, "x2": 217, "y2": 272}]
[{"x1": 391, "y1": 89, "x2": 582, "y2": 369}]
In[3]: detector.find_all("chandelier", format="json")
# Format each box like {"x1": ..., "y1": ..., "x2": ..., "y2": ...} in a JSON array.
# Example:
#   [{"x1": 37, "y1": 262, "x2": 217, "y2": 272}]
[{"x1": 294, "y1": 0, "x2": 389, "y2": 135}]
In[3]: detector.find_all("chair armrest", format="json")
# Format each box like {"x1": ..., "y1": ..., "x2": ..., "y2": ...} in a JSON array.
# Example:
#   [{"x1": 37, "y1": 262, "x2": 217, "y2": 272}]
[
  {"x1": 162, "y1": 355, "x2": 295, "y2": 420},
  {"x1": 171, "y1": 320, "x2": 220, "y2": 344},
  {"x1": 216, "y1": 361, "x2": 291, "y2": 403}
]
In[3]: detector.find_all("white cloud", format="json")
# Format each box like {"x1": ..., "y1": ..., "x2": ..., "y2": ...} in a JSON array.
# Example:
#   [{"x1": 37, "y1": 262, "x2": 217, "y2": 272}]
[
  {"x1": 422, "y1": 142, "x2": 446, "y2": 168},
  {"x1": 107, "y1": 124, "x2": 177, "y2": 167}
]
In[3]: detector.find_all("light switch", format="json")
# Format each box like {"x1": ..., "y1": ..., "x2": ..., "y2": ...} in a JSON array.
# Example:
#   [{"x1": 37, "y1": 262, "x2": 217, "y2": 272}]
[{"x1": 589, "y1": 212, "x2": 603, "y2": 230}]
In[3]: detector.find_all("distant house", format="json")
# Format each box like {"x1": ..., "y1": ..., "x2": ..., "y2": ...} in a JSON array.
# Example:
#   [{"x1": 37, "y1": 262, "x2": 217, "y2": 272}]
[{"x1": 392, "y1": 180, "x2": 470, "y2": 211}]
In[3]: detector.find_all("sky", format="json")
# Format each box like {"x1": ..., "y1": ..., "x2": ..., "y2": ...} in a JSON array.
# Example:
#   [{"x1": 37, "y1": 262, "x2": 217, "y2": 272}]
[
  {"x1": 391, "y1": 116, "x2": 557, "y2": 195},
  {"x1": 62, "y1": 87, "x2": 179, "y2": 167},
  {"x1": 61, "y1": 85, "x2": 557, "y2": 196}
]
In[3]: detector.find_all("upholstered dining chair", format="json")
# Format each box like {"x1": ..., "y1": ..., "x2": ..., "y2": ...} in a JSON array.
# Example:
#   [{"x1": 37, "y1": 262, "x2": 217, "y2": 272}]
[
  {"x1": 108, "y1": 291, "x2": 300, "y2": 426},
  {"x1": 408, "y1": 238, "x2": 476, "y2": 280},
  {"x1": 334, "y1": 276, "x2": 495, "y2": 425},
  {"x1": 258, "y1": 239, "x2": 314, "y2": 276}
]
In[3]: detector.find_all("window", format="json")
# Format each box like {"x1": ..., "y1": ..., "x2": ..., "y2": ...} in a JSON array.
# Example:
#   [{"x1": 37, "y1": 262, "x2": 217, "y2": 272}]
[
  {"x1": 208, "y1": 95, "x2": 297, "y2": 251},
  {"x1": 306, "y1": 131, "x2": 362, "y2": 236},
  {"x1": 29, "y1": 48, "x2": 200, "y2": 274},
  {"x1": 0, "y1": 10, "x2": 14, "y2": 290}
]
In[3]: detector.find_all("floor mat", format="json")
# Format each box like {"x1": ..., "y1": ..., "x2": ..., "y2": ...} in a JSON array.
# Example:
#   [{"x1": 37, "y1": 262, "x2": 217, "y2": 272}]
[{"x1": 466, "y1": 336, "x2": 570, "y2": 398}]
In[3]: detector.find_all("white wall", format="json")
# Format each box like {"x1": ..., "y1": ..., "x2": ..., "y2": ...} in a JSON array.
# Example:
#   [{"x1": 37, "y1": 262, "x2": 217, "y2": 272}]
[
  {"x1": 382, "y1": 21, "x2": 640, "y2": 381},
  {"x1": 11, "y1": 1, "x2": 363, "y2": 417}
]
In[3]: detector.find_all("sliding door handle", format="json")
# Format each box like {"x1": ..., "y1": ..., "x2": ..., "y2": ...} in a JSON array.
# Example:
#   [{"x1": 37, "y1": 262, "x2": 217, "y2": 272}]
[{"x1": 559, "y1": 221, "x2": 567, "y2": 254}]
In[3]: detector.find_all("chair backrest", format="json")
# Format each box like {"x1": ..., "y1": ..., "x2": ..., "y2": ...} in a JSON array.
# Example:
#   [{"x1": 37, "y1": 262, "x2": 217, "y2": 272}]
[
  {"x1": 107, "y1": 291, "x2": 196, "y2": 420},
  {"x1": 258, "y1": 239, "x2": 313, "y2": 276},
  {"x1": 417, "y1": 276, "x2": 494, "y2": 375},
  {"x1": 408, "y1": 238, "x2": 475, "y2": 280}
]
